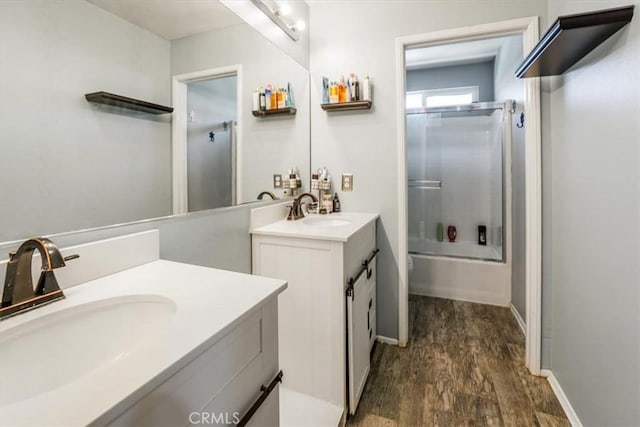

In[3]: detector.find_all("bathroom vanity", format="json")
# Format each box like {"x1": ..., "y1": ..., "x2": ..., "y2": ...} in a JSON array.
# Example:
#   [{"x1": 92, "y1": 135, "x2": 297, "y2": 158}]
[
  {"x1": 0, "y1": 231, "x2": 287, "y2": 426},
  {"x1": 251, "y1": 207, "x2": 379, "y2": 424}
]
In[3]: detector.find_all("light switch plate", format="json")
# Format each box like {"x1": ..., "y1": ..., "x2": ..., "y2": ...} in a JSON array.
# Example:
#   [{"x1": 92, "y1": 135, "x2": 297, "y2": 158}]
[
  {"x1": 273, "y1": 174, "x2": 283, "y2": 189},
  {"x1": 341, "y1": 173, "x2": 353, "y2": 192}
]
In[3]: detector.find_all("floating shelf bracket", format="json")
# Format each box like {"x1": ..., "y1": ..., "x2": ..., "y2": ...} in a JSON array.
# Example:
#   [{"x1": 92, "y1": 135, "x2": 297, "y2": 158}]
[{"x1": 516, "y1": 5, "x2": 634, "y2": 78}]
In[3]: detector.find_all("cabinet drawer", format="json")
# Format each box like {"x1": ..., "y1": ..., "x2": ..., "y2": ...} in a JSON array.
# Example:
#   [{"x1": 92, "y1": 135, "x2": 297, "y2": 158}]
[{"x1": 107, "y1": 309, "x2": 267, "y2": 427}]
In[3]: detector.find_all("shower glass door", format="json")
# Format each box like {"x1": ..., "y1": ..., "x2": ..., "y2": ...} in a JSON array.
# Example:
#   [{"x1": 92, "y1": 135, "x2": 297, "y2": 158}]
[{"x1": 407, "y1": 102, "x2": 507, "y2": 262}]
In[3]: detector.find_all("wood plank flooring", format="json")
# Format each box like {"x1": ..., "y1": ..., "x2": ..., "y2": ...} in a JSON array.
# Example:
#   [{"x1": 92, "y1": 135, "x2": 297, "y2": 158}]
[{"x1": 347, "y1": 296, "x2": 569, "y2": 427}]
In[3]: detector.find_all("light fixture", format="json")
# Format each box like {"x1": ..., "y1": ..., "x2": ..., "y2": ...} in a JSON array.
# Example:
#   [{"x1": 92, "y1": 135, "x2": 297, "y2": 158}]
[
  {"x1": 249, "y1": 0, "x2": 302, "y2": 41},
  {"x1": 274, "y1": 3, "x2": 291, "y2": 17},
  {"x1": 291, "y1": 19, "x2": 305, "y2": 32}
]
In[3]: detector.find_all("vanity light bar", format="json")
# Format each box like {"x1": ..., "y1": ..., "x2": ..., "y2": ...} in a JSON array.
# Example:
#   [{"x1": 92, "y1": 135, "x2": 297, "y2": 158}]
[{"x1": 249, "y1": 0, "x2": 300, "y2": 41}]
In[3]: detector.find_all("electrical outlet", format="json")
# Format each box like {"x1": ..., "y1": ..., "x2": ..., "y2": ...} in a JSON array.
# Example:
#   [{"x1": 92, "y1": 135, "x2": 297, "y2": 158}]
[
  {"x1": 341, "y1": 173, "x2": 353, "y2": 192},
  {"x1": 273, "y1": 174, "x2": 283, "y2": 189}
]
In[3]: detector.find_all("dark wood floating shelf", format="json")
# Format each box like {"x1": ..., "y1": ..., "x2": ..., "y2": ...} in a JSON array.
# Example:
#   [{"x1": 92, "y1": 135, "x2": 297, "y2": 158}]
[
  {"x1": 252, "y1": 107, "x2": 297, "y2": 117},
  {"x1": 516, "y1": 5, "x2": 634, "y2": 78},
  {"x1": 321, "y1": 100, "x2": 372, "y2": 112},
  {"x1": 85, "y1": 91, "x2": 174, "y2": 114}
]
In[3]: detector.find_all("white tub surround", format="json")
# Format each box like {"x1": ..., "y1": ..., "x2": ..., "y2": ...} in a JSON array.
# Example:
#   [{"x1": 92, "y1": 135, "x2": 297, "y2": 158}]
[
  {"x1": 252, "y1": 209, "x2": 379, "y2": 425},
  {"x1": 0, "y1": 232, "x2": 286, "y2": 426}
]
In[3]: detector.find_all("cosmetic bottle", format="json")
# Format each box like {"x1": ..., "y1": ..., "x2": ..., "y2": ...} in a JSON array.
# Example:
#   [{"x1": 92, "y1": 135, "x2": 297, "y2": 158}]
[
  {"x1": 329, "y1": 82, "x2": 338, "y2": 103},
  {"x1": 259, "y1": 88, "x2": 266, "y2": 111},
  {"x1": 252, "y1": 89, "x2": 260, "y2": 111},
  {"x1": 278, "y1": 88, "x2": 285, "y2": 109},
  {"x1": 265, "y1": 84, "x2": 272, "y2": 110},
  {"x1": 271, "y1": 88, "x2": 277, "y2": 111},
  {"x1": 363, "y1": 75, "x2": 372, "y2": 101},
  {"x1": 338, "y1": 76, "x2": 347, "y2": 103},
  {"x1": 322, "y1": 77, "x2": 329, "y2": 104},
  {"x1": 478, "y1": 225, "x2": 487, "y2": 246},
  {"x1": 436, "y1": 223, "x2": 444, "y2": 242},
  {"x1": 322, "y1": 194, "x2": 333, "y2": 214},
  {"x1": 349, "y1": 73, "x2": 359, "y2": 101},
  {"x1": 333, "y1": 193, "x2": 341, "y2": 213}
]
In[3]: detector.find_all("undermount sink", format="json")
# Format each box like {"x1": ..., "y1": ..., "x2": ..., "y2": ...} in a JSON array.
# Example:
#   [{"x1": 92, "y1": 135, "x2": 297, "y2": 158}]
[
  {"x1": 0, "y1": 294, "x2": 176, "y2": 406},
  {"x1": 302, "y1": 217, "x2": 351, "y2": 227}
]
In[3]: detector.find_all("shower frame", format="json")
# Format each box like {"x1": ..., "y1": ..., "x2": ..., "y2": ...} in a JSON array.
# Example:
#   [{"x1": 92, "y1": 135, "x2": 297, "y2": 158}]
[{"x1": 406, "y1": 100, "x2": 515, "y2": 263}]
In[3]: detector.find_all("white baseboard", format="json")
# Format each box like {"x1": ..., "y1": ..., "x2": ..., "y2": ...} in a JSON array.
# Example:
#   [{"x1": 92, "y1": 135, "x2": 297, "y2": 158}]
[
  {"x1": 510, "y1": 304, "x2": 526, "y2": 335},
  {"x1": 540, "y1": 369, "x2": 583, "y2": 427},
  {"x1": 376, "y1": 335, "x2": 399, "y2": 346}
]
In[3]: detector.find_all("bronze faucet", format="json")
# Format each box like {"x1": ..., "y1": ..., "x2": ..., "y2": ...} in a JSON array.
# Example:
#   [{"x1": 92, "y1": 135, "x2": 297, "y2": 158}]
[
  {"x1": 1, "y1": 238, "x2": 78, "y2": 320},
  {"x1": 257, "y1": 191, "x2": 279, "y2": 200},
  {"x1": 287, "y1": 193, "x2": 318, "y2": 220}
]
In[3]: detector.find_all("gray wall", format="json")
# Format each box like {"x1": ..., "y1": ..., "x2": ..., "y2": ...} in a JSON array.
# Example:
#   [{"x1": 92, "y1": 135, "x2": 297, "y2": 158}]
[
  {"x1": 309, "y1": 0, "x2": 549, "y2": 340},
  {"x1": 187, "y1": 77, "x2": 237, "y2": 211},
  {"x1": 0, "y1": 0, "x2": 172, "y2": 242},
  {"x1": 493, "y1": 36, "x2": 527, "y2": 322},
  {"x1": 0, "y1": 201, "x2": 277, "y2": 275},
  {"x1": 547, "y1": 0, "x2": 640, "y2": 425},
  {"x1": 407, "y1": 60, "x2": 495, "y2": 101}
]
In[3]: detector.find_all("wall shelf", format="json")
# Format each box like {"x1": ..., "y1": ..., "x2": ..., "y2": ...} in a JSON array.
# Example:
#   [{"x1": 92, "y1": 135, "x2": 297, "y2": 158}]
[
  {"x1": 85, "y1": 91, "x2": 173, "y2": 114},
  {"x1": 516, "y1": 5, "x2": 634, "y2": 78},
  {"x1": 321, "y1": 101, "x2": 372, "y2": 112},
  {"x1": 252, "y1": 107, "x2": 297, "y2": 117}
]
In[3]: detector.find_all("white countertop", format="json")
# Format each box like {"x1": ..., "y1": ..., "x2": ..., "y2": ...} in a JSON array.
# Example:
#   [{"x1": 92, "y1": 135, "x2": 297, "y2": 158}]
[
  {"x1": 0, "y1": 260, "x2": 287, "y2": 426},
  {"x1": 250, "y1": 212, "x2": 379, "y2": 242}
]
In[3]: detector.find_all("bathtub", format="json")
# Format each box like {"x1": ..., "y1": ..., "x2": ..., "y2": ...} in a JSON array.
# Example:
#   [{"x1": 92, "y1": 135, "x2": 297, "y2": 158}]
[{"x1": 409, "y1": 237, "x2": 510, "y2": 306}]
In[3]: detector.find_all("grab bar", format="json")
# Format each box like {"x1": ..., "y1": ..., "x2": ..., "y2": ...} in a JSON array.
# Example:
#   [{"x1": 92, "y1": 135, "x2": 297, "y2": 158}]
[
  {"x1": 347, "y1": 249, "x2": 379, "y2": 299},
  {"x1": 237, "y1": 370, "x2": 283, "y2": 427}
]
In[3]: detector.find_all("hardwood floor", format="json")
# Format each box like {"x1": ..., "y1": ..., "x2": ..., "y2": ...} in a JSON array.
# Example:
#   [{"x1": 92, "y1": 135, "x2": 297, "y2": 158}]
[{"x1": 347, "y1": 296, "x2": 569, "y2": 427}]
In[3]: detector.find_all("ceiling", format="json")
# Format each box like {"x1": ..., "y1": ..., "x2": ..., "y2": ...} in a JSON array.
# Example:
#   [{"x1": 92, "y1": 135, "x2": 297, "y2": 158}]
[
  {"x1": 406, "y1": 36, "x2": 520, "y2": 70},
  {"x1": 87, "y1": 0, "x2": 243, "y2": 40}
]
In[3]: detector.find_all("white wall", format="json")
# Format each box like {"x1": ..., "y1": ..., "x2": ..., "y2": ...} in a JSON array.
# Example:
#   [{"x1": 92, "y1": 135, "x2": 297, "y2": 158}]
[
  {"x1": 547, "y1": 0, "x2": 640, "y2": 425},
  {"x1": 493, "y1": 35, "x2": 527, "y2": 321},
  {"x1": 171, "y1": 23, "x2": 310, "y2": 203},
  {"x1": 309, "y1": 0, "x2": 548, "y2": 339},
  {"x1": 0, "y1": 0, "x2": 172, "y2": 242}
]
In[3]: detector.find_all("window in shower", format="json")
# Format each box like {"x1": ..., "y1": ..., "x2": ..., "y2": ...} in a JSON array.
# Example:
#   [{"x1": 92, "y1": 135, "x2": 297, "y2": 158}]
[
  {"x1": 406, "y1": 99, "x2": 506, "y2": 262},
  {"x1": 406, "y1": 86, "x2": 479, "y2": 109}
]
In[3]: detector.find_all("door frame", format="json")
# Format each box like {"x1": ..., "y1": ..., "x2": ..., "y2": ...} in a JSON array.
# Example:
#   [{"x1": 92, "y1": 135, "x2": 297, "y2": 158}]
[
  {"x1": 171, "y1": 65, "x2": 243, "y2": 214},
  {"x1": 395, "y1": 17, "x2": 543, "y2": 374}
]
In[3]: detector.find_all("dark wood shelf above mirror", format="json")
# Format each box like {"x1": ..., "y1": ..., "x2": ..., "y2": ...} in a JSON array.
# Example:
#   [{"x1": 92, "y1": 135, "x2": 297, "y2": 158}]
[
  {"x1": 321, "y1": 101, "x2": 372, "y2": 112},
  {"x1": 252, "y1": 107, "x2": 297, "y2": 117},
  {"x1": 516, "y1": 5, "x2": 634, "y2": 78},
  {"x1": 85, "y1": 91, "x2": 174, "y2": 114}
]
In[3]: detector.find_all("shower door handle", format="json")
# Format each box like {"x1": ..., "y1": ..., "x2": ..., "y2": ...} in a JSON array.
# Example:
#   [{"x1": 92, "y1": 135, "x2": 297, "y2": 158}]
[{"x1": 408, "y1": 180, "x2": 442, "y2": 189}]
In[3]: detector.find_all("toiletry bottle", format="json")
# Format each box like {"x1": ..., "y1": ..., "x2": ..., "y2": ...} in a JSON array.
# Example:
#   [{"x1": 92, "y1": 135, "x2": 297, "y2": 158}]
[
  {"x1": 339, "y1": 76, "x2": 347, "y2": 103},
  {"x1": 287, "y1": 82, "x2": 295, "y2": 107},
  {"x1": 265, "y1": 84, "x2": 272, "y2": 110},
  {"x1": 330, "y1": 82, "x2": 339, "y2": 104},
  {"x1": 252, "y1": 88, "x2": 260, "y2": 111},
  {"x1": 436, "y1": 223, "x2": 444, "y2": 242},
  {"x1": 354, "y1": 74, "x2": 360, "y2": 101},
  {"x1": 278, "y1": 88, "x2": 285, "y2": 109},
  {"x1": 346, "y1": 75, "x2": 352, "y2": 102},
  {"x1": 322, "y1": 77, "x2": 330, "y2": 104},
  {"x1": 478, "y1": 225, "x2": 487, "y2": 246},
  {"x1": 349, "y1": 73, "x2": 357, "y2": 101},
  {"x1": 363, "y1": 75, "x2": 372, "y2": 101},
  {"x1": 333, "y1": 193, "x2": 341, "y2": 213},
  {"x1": 259, "y1": 87, "x2": 266, "y2": 111},
  {"x1": 323, "y1": 194, "x2": 333, "y2": 214},
  {"x1": 271, "y1": 87, "x2": 277, "y2": 111}
]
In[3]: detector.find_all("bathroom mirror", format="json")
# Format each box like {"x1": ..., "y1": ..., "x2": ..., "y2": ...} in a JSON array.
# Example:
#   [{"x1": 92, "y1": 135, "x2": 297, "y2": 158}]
[{"x1": 0, "y1": 0, "x2": 310, "y2": 242}]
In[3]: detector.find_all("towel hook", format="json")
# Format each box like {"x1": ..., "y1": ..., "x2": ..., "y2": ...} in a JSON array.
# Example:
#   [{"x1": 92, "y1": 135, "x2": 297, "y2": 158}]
[{"x1": 516, "y1": 112, "x2": 525, "y2": 128}]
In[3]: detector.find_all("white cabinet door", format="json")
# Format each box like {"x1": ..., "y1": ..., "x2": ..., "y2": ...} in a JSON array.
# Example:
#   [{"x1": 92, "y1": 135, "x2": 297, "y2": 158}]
[{"x1": 346, "y1": 271, "x2": 371, "y2": 415}]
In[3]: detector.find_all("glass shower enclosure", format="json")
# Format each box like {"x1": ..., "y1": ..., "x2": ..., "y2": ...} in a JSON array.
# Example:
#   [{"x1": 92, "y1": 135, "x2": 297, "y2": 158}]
[{"x1": 406, "y1": 101, "x2": 510, "y2": 262}]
